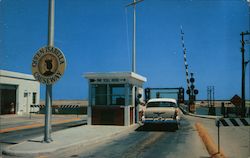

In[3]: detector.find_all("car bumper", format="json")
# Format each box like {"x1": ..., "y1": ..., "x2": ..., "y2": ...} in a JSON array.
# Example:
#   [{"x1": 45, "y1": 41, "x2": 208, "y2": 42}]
[{"x1": 142, "y1": 117, "x2": 180, "y2": 124}]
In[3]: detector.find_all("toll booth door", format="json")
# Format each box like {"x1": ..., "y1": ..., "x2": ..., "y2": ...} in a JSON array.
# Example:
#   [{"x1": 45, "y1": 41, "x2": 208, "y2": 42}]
[
  {"x1": 135, "y1": 87, "x2": 138, "y2": 123},
  {"x1": 0, "y1": 85, "x2": 17, "y2": 115}
]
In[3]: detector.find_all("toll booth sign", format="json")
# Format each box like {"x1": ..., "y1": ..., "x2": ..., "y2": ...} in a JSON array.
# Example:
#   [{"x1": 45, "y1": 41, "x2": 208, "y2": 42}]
[{"x1": 32, "y1": 46, "x2": 66, "y2": 85}]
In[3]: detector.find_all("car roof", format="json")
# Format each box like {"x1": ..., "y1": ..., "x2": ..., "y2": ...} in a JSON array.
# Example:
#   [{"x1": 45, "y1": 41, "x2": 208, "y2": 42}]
[{"x1": 147, "y1": 98, "x2": 177, "y2": 104}]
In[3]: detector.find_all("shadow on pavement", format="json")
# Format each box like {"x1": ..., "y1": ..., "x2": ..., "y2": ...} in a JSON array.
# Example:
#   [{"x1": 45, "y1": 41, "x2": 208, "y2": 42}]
[
  {"x1": 136, "y1": 123, "x2": 178, "y2": 132},
  {"x1": 0, "y1": 141, "x2": 18, "y2": 145}
]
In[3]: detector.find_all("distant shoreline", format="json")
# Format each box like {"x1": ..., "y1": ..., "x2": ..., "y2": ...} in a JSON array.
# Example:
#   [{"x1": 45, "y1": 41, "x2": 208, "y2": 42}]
[{"x1": 39, "y1": 99, "x2": 250, "y2": 108}]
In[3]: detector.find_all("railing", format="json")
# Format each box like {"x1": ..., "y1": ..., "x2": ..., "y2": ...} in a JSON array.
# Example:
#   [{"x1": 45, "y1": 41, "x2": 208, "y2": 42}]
[{"x1": 30, "y1": 104, "x2": 87, "y2": 118}]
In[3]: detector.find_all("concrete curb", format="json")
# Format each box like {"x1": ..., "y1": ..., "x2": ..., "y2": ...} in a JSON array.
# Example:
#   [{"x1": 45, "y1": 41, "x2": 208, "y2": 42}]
[
  {"x1": 195, "y1": 122, "x2": 226, "y2": 158},
  {"x1": 179, "y1": 105, "x2": 227, "y2": 158},
  {"x1": 3, "y1": 124, "x2": 140, "y2": 157},
  {"x1": 179, "y1": 105, "x2": 221, "y2": 120}
]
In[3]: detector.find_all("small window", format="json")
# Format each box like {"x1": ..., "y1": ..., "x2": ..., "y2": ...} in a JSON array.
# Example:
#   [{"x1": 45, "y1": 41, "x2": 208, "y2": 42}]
[
  {"x1": 110, "y1": 84, "x2": 125, "y2": 105},
  {"x1": 24, "y1": 93, "x2": 28, "y2": 97},
  {"x1": 32, "y1": 92, "x2": 37, "y2": 104}
]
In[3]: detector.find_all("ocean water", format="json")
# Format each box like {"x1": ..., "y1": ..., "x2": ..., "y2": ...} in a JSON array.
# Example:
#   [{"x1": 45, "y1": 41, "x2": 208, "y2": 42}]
[
  {"x1": 195, "y1": 107, "x2": 222, "y2": 116},
  {"x1": 195, "y1": 106, "x2": 250, "y2": 117}
]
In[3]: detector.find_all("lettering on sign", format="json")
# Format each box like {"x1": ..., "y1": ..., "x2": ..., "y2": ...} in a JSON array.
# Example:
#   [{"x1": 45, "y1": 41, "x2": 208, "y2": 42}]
[
  {"x1": 89, "y1": 78, "x2": 127, "y2": 83},
  {"x1": 32, "y1": 46, "x2": 66, "y2": 85}
]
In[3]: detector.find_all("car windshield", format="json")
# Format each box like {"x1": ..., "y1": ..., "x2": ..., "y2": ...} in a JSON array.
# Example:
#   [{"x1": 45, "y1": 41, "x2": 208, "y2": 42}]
[{"x1": 147, "y1": 101, "x2": 177, "y2": 108}]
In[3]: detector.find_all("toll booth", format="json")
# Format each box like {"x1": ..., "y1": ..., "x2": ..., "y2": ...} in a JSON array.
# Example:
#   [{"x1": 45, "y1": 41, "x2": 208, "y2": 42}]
[{"x1": 84, "y1": 72, "x2": 146, "y2": 126}]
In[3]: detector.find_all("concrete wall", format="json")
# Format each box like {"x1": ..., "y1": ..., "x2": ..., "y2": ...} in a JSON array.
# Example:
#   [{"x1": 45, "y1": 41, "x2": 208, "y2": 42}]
[{"x1": 0, "y1": 70, "x2": 40, "y2": 115}]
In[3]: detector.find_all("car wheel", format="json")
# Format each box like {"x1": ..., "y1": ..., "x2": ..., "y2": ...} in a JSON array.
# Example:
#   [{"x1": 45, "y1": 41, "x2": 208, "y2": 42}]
[{"x1": 175, "y1": 122, "x2": 180, "y2": 130}]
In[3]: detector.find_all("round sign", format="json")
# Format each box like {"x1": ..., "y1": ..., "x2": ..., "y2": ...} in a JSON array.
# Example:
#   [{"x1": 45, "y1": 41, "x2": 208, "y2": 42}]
[
  {"x1": 191, "y1": 85, "x2": 195, "y2": 90},
  {"x1": 194, "y1": 89, "x2": 199, "y2": 95},
  {"x1": 32, "y1": 46, "x2": 66, "y2": 85},
  {"x1": 190, "y1": 77, "x2": 195, "y2": 83}
]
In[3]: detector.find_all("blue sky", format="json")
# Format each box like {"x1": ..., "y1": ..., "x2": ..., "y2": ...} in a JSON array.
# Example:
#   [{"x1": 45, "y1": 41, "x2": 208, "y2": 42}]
[{"x1": 1, "y1": 0, "x2": 249, "y2": 100}]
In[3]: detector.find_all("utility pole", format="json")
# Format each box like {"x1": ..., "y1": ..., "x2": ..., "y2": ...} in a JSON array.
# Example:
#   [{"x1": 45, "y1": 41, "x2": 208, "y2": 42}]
[
  {"x1": 240, "y1": 31, "x2": 250, "y2": 117},
  {"x1": 207, "y1": 86, "x2": 215, "y2": 115},
  {"x1": 126, "y1": 0, "x2": 143, "y2": 73}
]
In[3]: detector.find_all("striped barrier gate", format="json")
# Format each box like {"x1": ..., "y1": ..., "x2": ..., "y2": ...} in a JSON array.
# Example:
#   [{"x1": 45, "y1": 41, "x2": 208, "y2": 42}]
[
  {"x1": 30, "y1": 104, "x2": 45, "y2": 108},
  {"x1": 216, "y1": 117, "x2": 250, "y2": 127},
  {"x1": 30, "y1": 105, "x2": 44, "y2": 118},
  {"x1": 30, "y1": 104, "x2": 87, "y2": 115},
  {"x1": 215, "y1": 117, "x2": 250, "y2": 154}
]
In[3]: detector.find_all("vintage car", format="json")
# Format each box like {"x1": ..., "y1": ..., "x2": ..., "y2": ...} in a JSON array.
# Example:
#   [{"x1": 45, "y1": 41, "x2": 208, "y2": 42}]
[{"x1": 142, "y1": 98, "x2": 180, "y2": 129}]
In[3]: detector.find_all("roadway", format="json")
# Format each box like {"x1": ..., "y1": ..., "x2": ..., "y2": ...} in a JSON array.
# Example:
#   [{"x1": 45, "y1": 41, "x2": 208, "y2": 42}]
[
  {"x1": 46, "y1": 115, "x2": 210, "y2": 158},
  {"x1": 1, "y1": 114, "x2": 249, "y2": 158}
]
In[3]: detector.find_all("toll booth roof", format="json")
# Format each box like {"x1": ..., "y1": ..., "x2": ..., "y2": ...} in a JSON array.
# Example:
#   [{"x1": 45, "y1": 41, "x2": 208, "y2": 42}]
[{"x1": 84, "y1": 72, "x2": 147, "y2": 83}]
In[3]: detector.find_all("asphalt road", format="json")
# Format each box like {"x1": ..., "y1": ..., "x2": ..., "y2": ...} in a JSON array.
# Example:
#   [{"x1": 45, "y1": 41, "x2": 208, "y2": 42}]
[
  {"x1": 0, "y1": 120, "x2": 87, "y2": 155},
  {"x1": 1, "y1": 114, "x2": 249, "y2": 158},
  {"x1": 47, "y1": 115, "x2": 209, "y2": 158}
]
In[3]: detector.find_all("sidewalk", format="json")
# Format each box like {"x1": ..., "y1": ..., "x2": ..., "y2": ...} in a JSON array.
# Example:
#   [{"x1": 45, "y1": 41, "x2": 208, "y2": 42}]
[
  {"x1": 0, "y1": 114, "x2": 86, "y2": 133},
  {"x1": 3, "y1": 124, "x2": 139, "y2": 157}
]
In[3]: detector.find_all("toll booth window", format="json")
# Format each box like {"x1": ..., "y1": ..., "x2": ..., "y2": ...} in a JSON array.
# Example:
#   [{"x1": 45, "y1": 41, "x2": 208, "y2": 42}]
[
  {"x1": 110, "y1": 84, "x2": 125, "y2": 105},
  {"x1": 92, "y1": 85, "x2": 107, "y2": 105},
  {"x1": 32, "y1": 92, "x2": 37, "y2": 104}
]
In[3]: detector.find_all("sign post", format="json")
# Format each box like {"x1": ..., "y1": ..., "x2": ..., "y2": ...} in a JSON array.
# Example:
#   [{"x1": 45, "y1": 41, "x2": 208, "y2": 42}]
[
  {"x1": 215, "y1": 118, "x2": 220, "y2": 153},
  {"x1": 31, "y1": 0, "x2": 66, "y2": 143}
]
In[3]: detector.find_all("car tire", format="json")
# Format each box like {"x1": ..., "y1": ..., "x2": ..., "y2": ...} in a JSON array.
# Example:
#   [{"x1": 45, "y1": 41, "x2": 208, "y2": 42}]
[{"x1": 175, "y1": 123, "x2": 180, "y2": 130}]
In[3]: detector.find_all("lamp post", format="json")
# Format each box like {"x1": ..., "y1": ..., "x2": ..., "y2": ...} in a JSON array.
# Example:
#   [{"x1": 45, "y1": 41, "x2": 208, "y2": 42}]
[{"x1": 126, "y1": 0, "x2": 143, "y2": 73}]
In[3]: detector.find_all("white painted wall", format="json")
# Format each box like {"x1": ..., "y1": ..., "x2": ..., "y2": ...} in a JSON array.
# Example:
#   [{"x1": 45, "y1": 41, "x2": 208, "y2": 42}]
[{"x1": 0, "y1": 70, "x2": 40, "y2": 115}]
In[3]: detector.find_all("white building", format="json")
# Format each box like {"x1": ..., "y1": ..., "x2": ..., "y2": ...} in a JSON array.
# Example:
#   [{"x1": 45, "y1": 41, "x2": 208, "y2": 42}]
[{"x1": 0, "y1": 70, "x2": 40, "y2": 115}]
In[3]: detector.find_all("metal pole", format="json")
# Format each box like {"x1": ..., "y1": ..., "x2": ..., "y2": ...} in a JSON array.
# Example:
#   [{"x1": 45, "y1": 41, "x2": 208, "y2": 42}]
[
  {"x1": 44, "y1": 85, "x2": 52, "y2": 142},
  {"x1": 48, "y1": 0, "x2": 54, "y2": 47},
  {"x1": 44, "y1": 0, "x2": 54, "y2": 143},
  {"x1": 218, "y1": 122, "x2": 220, "y2": 153},
  {"x1": 132, "y1": 0, "x2": 136, "y2": 73},
  {"x1": 207, "y1": 86, "x2": 209, "y2": 107},
  {"x1": 241, "y1": 32, "x2": 246, "y2": 117},
  {"x1": 126, "y1": 0, "x2": 143, "y2": 73}
]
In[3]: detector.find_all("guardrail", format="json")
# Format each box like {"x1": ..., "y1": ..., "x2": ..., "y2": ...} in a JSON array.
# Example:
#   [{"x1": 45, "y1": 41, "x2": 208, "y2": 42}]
[{"x1": 30, "y1": 104, "x2": 87, "y2": 118}]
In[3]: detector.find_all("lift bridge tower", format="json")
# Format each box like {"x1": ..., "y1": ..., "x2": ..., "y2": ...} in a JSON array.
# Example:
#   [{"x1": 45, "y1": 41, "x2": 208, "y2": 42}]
[{"x1": 180, "y1": 27, "x2": 199, "y2": 112}]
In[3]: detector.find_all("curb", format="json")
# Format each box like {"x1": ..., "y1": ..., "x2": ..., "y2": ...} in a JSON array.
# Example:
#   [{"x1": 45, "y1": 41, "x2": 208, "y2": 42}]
[
  {"x1": 179, "y1": 105, "x2": 227, "y2": 158},
  {"x1": 2, "y1": 124, "x2": 140, "y2": 157},
  {"x1": 179, "y1": 105, "x2": 220, "y2": 120},
  {"x1": 195, "y1": 122, "x2": 226, "y2": 158}
]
